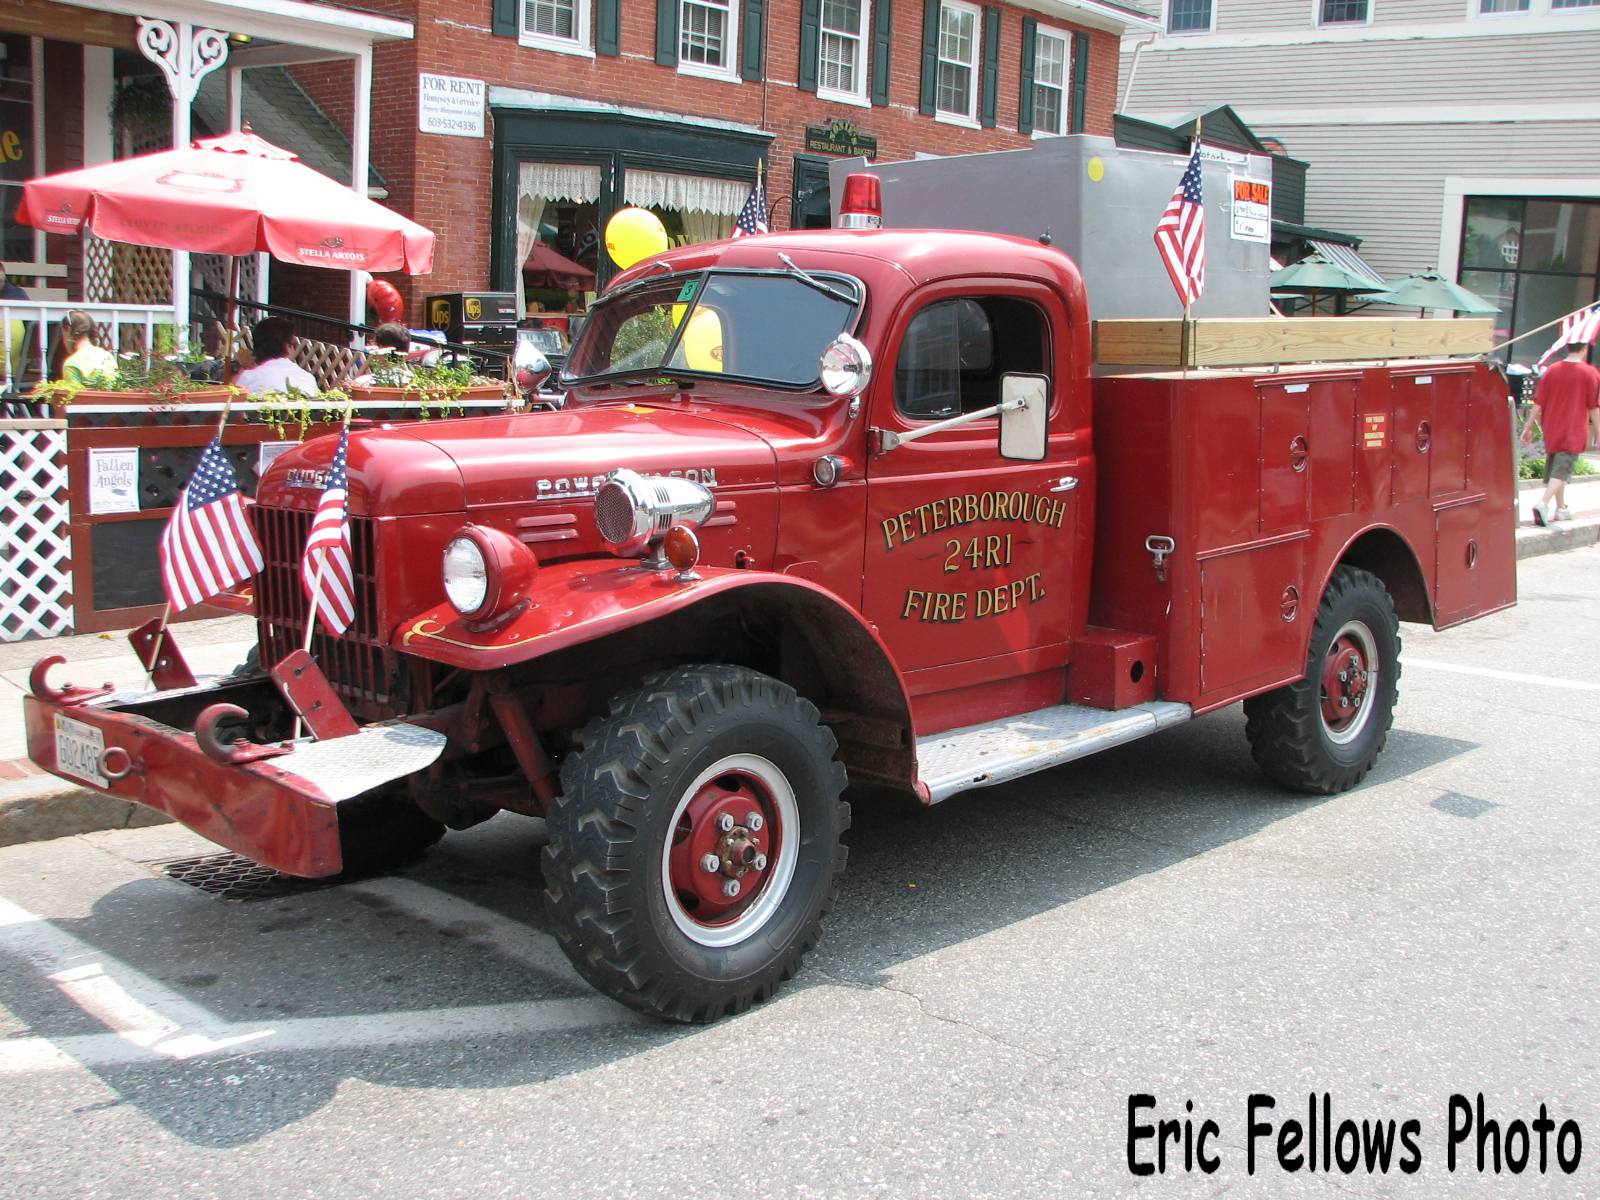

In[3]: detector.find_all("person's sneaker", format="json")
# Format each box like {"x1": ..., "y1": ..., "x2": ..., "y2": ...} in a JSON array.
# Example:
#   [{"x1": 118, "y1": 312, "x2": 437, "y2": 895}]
[
  {"x1": 1557, "y1": 507, "x2": 1573, "y2": 521},
  {"x1": 1533, "y1": 501, "x2": 1550, "y2": 527}
]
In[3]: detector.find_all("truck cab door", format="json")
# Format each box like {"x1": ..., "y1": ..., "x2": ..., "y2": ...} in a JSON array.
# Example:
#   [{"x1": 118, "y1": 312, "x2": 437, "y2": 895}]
[{"x1": 862, "y1": 285, "x2": 1090, "y2": 692}]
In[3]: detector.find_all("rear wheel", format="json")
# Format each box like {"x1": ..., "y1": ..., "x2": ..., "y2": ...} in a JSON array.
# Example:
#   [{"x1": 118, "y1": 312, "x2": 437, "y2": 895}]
[
  {"x1": 543, "y1": 664, "x2": 849, "y2": 1022},
  {"x1": 1244, "y1": 566, "x2": 1400, "y2": 794}
]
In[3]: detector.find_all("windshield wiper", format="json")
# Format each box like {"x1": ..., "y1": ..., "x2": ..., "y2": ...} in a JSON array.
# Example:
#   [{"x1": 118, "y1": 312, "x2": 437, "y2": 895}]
[{"x1": 777, "y1": 253, "x2": 855, "y2": 305}]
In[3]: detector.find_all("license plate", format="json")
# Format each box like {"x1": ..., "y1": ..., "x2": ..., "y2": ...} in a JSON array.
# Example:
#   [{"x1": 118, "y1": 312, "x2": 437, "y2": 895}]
[{"x1": 53, "y1": 714, "x2": 107, "y2": 788}]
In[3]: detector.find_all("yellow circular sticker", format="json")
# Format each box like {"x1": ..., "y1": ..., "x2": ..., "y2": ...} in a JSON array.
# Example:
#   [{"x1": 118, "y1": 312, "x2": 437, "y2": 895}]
[{"x1": 1087, "y1": 157, "x2": 1105, "y2": 182}]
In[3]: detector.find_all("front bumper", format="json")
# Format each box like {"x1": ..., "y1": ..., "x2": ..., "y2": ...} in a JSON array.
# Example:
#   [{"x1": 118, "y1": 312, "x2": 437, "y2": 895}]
[{"x1": 23, "y1": 676, "x2": 444, "y2": 878}]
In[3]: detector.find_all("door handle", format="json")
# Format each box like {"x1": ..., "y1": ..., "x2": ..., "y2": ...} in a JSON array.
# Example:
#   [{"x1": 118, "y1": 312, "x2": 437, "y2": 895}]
[{"x1": 1049, "y1": 476, "x2": 1079, "y2": 493}]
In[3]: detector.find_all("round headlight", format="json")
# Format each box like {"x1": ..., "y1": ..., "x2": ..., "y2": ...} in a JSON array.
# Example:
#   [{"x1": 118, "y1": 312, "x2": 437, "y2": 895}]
[
  {"x1": 819, "y1": 333, "x2": 873, "y2": 398},
  {"x1": 443, "y1": 535, "x2": 489, "y2": 615}
]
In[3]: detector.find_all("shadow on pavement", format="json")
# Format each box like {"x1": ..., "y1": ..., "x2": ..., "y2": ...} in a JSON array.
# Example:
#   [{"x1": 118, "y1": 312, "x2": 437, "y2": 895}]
[{"x1": 0, "y1": 708, "x2": 1477, "y2": 1147}]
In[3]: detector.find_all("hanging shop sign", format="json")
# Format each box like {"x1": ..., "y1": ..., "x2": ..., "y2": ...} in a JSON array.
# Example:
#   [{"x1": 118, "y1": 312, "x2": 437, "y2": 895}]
[
  {"x1": 418, "y1": 73, "x2": 485, "y2": 139},
  {"x1": 805, "y1": 120, "x2": 878, "y2": 160},
  {"x1": 1229, "y1": 173, "x2": 1272, "y2": 244}
]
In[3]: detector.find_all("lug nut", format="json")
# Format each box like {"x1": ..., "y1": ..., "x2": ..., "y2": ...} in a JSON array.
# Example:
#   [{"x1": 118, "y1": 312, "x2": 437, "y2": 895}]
[
  {"x1": 722, "y1": 878, "x2": 741, "y2": 897},
  {"x1": 717, "y1": 812, "x2": 735, "y2": 832},
  {"x1": 746, "y1": 813, "x2": 764, "y2": 831},
  {"x1": 753, "y1": 853, "x2": 768, "y2": 871},
  {"x1": 700, "y1": 853, "x2": 721, "y2": 874}
]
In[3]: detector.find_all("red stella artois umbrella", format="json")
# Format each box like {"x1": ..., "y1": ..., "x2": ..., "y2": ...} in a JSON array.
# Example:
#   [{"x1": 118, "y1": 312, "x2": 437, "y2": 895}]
[{"x1": 17, "y1": 128, "x2": 433, "y2": 273}]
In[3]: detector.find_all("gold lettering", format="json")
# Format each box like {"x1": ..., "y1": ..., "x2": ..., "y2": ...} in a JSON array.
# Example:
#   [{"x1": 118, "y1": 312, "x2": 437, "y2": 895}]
[
  {"x1": 898, "y1": 513, "x2": 915, "y2": 547},
  {"x1": 979, "y1": 492, "x2": 995, "y2": 521},
  {"x1": 881, "y1": 517, "x2": 900, "y2": 551},
  {"x1": 902, "y1": 590, "x2": 925, "y2": 620}
]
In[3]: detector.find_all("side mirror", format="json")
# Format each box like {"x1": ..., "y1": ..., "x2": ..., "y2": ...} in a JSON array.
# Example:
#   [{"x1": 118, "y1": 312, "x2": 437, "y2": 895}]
[
  {"x1": 513, "y1": 329, "x2": 553, "y2": 396},
  {"x1": 999, "y1": 373, "x2": 1049, "y2": 461}
]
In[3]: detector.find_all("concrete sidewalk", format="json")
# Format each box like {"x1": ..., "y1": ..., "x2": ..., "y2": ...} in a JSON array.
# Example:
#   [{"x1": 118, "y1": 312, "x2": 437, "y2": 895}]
[{"x1": 2, "y1": 477, "x2": 1596, "y2": 849}]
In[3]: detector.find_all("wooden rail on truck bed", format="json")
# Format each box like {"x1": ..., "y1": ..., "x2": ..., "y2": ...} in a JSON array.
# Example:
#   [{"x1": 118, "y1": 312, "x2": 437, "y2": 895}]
[{"x1": 1093, "y1": 317, "x2": 1493, "y2": 370}]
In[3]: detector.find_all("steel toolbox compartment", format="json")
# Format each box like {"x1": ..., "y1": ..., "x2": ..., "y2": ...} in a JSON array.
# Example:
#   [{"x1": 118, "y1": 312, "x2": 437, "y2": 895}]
[{"x1": 1088, "y1": 361, "x2": 1516, "y2": 713}]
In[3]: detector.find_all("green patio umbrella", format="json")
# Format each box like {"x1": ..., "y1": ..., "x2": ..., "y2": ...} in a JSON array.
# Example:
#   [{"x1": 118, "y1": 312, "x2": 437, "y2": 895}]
[
  {"x1": 1270, "y1": 253, "x2": 1380, "y2": 315},
  {"x1": 1357, "y1": 270, "x2": 1500, "y2": 316}
]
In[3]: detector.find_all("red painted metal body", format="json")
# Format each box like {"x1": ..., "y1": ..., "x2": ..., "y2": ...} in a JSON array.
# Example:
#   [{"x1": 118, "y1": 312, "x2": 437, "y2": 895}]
[{"x1": 24, "y1": 228, "x2": 1518, "y2": 875}]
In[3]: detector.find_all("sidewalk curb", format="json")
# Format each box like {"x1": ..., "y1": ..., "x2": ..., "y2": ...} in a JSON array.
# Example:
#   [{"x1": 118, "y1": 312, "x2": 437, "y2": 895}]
[
  {"x1": 0, "y1": 782, "x2": 170, "y2": 849},
  {"x1": 1517, "y1": 518, "x2": 1600, "y2": 559}
]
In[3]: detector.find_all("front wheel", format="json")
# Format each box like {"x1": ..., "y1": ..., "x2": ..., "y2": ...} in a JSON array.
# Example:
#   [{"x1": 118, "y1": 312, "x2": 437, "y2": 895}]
[
  {"x1": 1244, "y1": 566, "x2": 1400, "y2": 794},
  {"x1": 543, "y1": 665, "x2": 849, "y2": 1022}
]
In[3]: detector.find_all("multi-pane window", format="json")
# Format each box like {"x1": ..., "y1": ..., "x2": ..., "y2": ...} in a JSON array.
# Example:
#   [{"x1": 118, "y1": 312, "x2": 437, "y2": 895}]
[
  {"x1": 1032, "y1": 29, "x2": 1069, "y2": 136},
  {"x1": 936, "y1": 1, "x2": 979, "y2": 121},
  {"x1": 1551, "y1": 0, "x2": 1598, "y2": 8},
  {"x1": 819, "y1": 0, "x2": 869, "y2": 101},
  {"x1": 1477, "y1": 0, "x2": 1530, "y2": 11},
  {"x1": 1167, "y1": 0, "x2": 1212, "y2": 32},
  {"x1": 522, "y1": 0, "x2": 589, "y2": 50},
  {"x1": 0, "y1": 34, "x2": 37, "y2": 265},
  {"x1": 1319, "y1": 0, "x2": 1368, "y2": 22},
  {"x1": 681, "y1": 0, "x2": 737, "y2": 75}
]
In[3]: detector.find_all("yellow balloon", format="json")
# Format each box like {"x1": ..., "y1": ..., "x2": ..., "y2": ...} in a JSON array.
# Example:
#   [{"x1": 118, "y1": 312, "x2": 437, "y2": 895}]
[
  {"x1": 679, "y1": 308, "x2": 724, "y2": 373},
  {"x1": 605, "y1": 207, "x2": 669, "y2": 270}
]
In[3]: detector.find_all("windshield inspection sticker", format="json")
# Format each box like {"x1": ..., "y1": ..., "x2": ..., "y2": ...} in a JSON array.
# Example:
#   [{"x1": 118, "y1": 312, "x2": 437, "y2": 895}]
[{"x1": 676, "y1": 279, "x2": 699, "y2": 302}]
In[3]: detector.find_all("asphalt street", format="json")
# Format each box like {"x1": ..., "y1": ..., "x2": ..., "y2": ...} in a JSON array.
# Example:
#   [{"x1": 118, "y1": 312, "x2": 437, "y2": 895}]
[{"x1": 2, "y1": 548, "x2": 1598, "y2": 1198}]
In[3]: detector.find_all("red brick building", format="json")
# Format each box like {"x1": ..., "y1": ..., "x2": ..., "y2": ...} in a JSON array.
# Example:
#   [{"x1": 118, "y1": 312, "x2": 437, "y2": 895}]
[{"x1": 4, "y1": 0, "x2": 1155, "y2": 329}]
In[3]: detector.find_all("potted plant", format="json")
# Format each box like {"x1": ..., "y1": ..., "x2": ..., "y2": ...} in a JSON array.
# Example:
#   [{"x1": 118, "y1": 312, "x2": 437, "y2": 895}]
[
  {"x1": 345, "y1": 356, "x2": 512, "y2": 420},
  {"x1": 30, "y1": 350, "x2": 239, "y2": 425}
]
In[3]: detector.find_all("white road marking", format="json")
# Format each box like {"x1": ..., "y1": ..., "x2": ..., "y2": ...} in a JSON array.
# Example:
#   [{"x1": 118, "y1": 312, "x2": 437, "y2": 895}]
[
  {"x1": 1405, "y1": 657, "x2": 1600, "y2": 693},
  {"x1": 0, "y1": 889, "x2": 635, "y2": 1076}
]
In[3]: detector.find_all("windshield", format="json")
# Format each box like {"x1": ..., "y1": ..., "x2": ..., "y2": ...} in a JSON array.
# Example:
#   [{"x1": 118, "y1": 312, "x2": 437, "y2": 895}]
[{"x1": 565, "y1": 270, "x2": 863, "y2": 388}]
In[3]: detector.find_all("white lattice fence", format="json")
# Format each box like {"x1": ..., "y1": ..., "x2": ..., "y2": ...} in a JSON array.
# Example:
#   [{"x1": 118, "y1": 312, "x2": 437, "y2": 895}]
[{"x1": 0, "y1": 423, "x2": 73, "y2": 641}]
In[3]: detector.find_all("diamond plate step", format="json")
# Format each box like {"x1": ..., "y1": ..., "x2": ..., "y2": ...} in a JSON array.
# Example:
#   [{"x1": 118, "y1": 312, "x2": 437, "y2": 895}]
[{"x1": 916, "y1": 701, "x2": 1192, "y2": 803}]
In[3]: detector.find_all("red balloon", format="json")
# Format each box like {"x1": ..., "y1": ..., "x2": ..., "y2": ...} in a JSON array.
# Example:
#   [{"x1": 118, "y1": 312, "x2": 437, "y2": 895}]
[{"x1": 366, "y1": 278, "x2": 404, "y2": 325}]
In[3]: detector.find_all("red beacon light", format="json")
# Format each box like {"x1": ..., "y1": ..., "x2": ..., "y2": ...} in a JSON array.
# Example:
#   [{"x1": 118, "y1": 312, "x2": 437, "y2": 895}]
[{"x1": 837, "y1": 173, "x2": 883, "y2": 230}]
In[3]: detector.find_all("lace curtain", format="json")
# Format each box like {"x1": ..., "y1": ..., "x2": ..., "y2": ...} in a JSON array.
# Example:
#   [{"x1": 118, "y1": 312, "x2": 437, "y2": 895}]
[
  {"x1": 624, "y1": 170, "x2": 746, "y2": 217},
  {"x1": 515, "y1": 162, "x2": 601, "y2": 315}
]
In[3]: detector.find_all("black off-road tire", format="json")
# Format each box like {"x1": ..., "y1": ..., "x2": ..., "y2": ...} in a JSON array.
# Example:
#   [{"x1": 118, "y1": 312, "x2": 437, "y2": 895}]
[
  {"x1": 542, "y1": 664, "x2": 850, "y2": 1023},
  {"x1": 333, "y1": 791, "x2": 446, "y2": 880},
  {"x1": 1243, "y1": 566, "x2": 1400, "y2": 794}
]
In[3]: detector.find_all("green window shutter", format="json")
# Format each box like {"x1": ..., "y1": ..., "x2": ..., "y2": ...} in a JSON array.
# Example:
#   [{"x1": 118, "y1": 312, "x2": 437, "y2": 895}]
[
  {"x1": 742, "y1": 0, "x2": 766, "y2": 80},
  {"x1": 980, "y1": 7, "x2": 1000, "y2": 128},
  {"x1": 919, "y1": 0, "x2": 940, "y2": 116},
  {"x1": 798, "y1": 0, "x2": 819, "y2": 92},
  {"x1": 656, "y1": 0, "x2": 679, "y2": 66},
  {"x1": 871, "y1": 0, "x2": 893, "y2": 106},
  {"x1": 1069, "y1": 31, "x2": 1090, "y2": 133},
  {"x1": 1017, "y1": 18, "x2": 1036, "y2": 134},
  {"x1": 597, "y1": 0, "x2": 621, "y2": 55},
  {"x1": 492, "y1": 0, "x2": 518, "y2": 38}
]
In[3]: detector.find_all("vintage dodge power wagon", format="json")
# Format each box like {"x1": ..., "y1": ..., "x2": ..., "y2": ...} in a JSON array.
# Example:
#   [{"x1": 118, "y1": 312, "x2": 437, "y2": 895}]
[{"x1": 25, "y1": 225, "x2": 1516, "y2": 1021}]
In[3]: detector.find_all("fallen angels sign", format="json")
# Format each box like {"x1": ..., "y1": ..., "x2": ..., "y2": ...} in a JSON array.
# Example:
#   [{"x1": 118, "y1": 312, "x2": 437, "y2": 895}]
[{"x1": 805, "y1": 120, "x2": 878, "y2": 160}]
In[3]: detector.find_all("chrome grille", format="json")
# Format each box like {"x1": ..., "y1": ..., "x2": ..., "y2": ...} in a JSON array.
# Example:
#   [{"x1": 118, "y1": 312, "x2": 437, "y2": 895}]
[
  {"x1": 253, "y1": 504, "x2": 389, "y2": 707},
  {"x1": 594, "y1": 482, "x2": 635, "y2": 544}
]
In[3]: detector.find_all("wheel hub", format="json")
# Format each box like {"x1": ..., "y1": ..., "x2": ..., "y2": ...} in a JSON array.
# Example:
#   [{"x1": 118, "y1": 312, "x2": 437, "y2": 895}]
[
  {"x1": 667, "y1": 772, "x2": 782, "y2": 927},
  {"x1": 1320, "y1": 635, "x2": 1370, "y2": 732}
]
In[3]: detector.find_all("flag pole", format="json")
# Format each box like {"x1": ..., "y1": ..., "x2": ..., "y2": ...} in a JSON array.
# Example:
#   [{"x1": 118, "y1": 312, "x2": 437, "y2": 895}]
[
  {"x1": 145, "y1": 393, "x2": 235, "y2": 690},
  {"x1": 293, "y1": 397, "x2": 355, "y2": 738}
]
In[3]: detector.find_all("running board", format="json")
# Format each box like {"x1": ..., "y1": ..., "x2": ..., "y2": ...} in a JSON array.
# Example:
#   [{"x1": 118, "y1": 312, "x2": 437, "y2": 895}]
[{"x1": 915, "y1": 701, "x2": 1192, "y2": 803}]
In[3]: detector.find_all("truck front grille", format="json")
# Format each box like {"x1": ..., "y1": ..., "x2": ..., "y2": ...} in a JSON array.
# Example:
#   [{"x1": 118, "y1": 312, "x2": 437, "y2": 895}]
[{"x1": 253, "y1": 504, "x2": 390, "y2": 708}]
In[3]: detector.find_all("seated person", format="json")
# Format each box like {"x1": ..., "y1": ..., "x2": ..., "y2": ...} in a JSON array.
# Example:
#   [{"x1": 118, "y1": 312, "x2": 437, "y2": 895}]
[
  {"x1": 350, "y1": 322, "x2": 413, "y2": 385},
  {"x1": 50, "y1": 309, "x2": 117, "y2": 384},
  {"x1": 233, "y1": 316, "x2": 320, "y2": 395}
]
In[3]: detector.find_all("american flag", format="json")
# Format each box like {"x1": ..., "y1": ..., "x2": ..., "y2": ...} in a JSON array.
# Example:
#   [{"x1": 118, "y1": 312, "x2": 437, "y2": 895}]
[
  {"x1": 731, "y1": 177, "x2": 768, "y2": 238},
  {"x1": 1536, "y1": 304, "x2": 1600, "y2": 367},
  {"x1": 300, "y1": 426, "x2": 356, "y2": 635},
  {"x1": 158, "y1": 436, "x2": 263, "y2": 613},
  {"x1": 1153, "y1": 145, "x2": 1207, "y2": 309}
]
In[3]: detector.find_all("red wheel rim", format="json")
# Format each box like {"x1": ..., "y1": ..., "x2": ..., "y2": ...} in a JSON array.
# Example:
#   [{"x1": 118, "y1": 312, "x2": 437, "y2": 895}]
[
  {"x1": 665, "y1": 763, "x2": 787, "y2": 933},
  {"x1": 1319, "y1": 624, "x2": 1374, "y2": 740}
]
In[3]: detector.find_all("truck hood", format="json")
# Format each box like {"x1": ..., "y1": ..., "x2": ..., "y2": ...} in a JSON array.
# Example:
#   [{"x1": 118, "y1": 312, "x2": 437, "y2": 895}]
[{"x1": 256, "y1": 401, "x2": 781, "y2": 515}]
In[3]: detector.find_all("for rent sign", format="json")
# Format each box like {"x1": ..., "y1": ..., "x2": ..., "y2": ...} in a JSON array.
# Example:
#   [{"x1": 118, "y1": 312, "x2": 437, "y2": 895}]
[{"x1": 418, "y1": 73, "x2": 485, "y2": 138}]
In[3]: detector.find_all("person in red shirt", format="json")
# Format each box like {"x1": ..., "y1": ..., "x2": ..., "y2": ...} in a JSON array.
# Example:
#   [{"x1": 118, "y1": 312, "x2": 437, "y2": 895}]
[{"x1": 1521, "y1": 342, "x2": 1600, "y2": 525}]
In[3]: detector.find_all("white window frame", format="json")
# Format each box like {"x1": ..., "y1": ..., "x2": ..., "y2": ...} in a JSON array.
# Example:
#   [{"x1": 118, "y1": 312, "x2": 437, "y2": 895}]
[
  {"x1": 1163, "y1": 0, "x2": 1216, "y2": 34},
  {"x1": 678, "y1": 0, "x2": 741, "y2": 83},
  {"x1": 934, "y1": 0, "x2": 981, "y2": 129},
  {"x1": 1029, "y1": 24, "x2": 1072, "y2": 138},
  {"x1": 818, "y1": 0, "x2": 872, "y2": 107},
  {"x1": 1313, "y1": 0, "x2": 1373, "y2": 26},
  {"x1": 1470, "y1": 0, "x2": 1598, "y2": 14},
  {"x1": 520, "y1": 0, "x2": 594, "y2": 57}
]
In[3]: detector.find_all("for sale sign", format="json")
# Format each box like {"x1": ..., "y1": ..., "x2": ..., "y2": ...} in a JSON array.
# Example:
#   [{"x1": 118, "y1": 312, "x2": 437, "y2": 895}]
[
  {"x1": 418, "y1": 73, "x2": 485, "y2": 138},
  {"x1": 1229, "y1": 174, "x2": 1271, "y2": 243}
]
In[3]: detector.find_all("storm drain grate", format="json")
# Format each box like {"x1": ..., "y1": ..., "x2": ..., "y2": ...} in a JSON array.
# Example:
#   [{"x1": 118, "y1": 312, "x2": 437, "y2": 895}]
[{"x1": 161, "y1": 853, "x2": 332, "y2": 902}]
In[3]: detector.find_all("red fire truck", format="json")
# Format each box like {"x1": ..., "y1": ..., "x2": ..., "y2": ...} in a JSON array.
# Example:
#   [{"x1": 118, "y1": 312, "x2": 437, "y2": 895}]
[{"x1": 24, "y1": 222, "x2": 1516, "y2": 1022}]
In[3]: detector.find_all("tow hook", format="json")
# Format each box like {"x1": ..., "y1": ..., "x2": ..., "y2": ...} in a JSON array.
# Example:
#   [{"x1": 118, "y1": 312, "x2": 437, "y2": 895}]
[
  {"x1": 1145, "y1": 535, "x2": 1176, "y2": 583},
  {"x1": 28, "y1": 656, "x2": 113, "y2": 707},
  {"x1": 194, "y1": 703, "x2": 294, "y2": 766}
]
